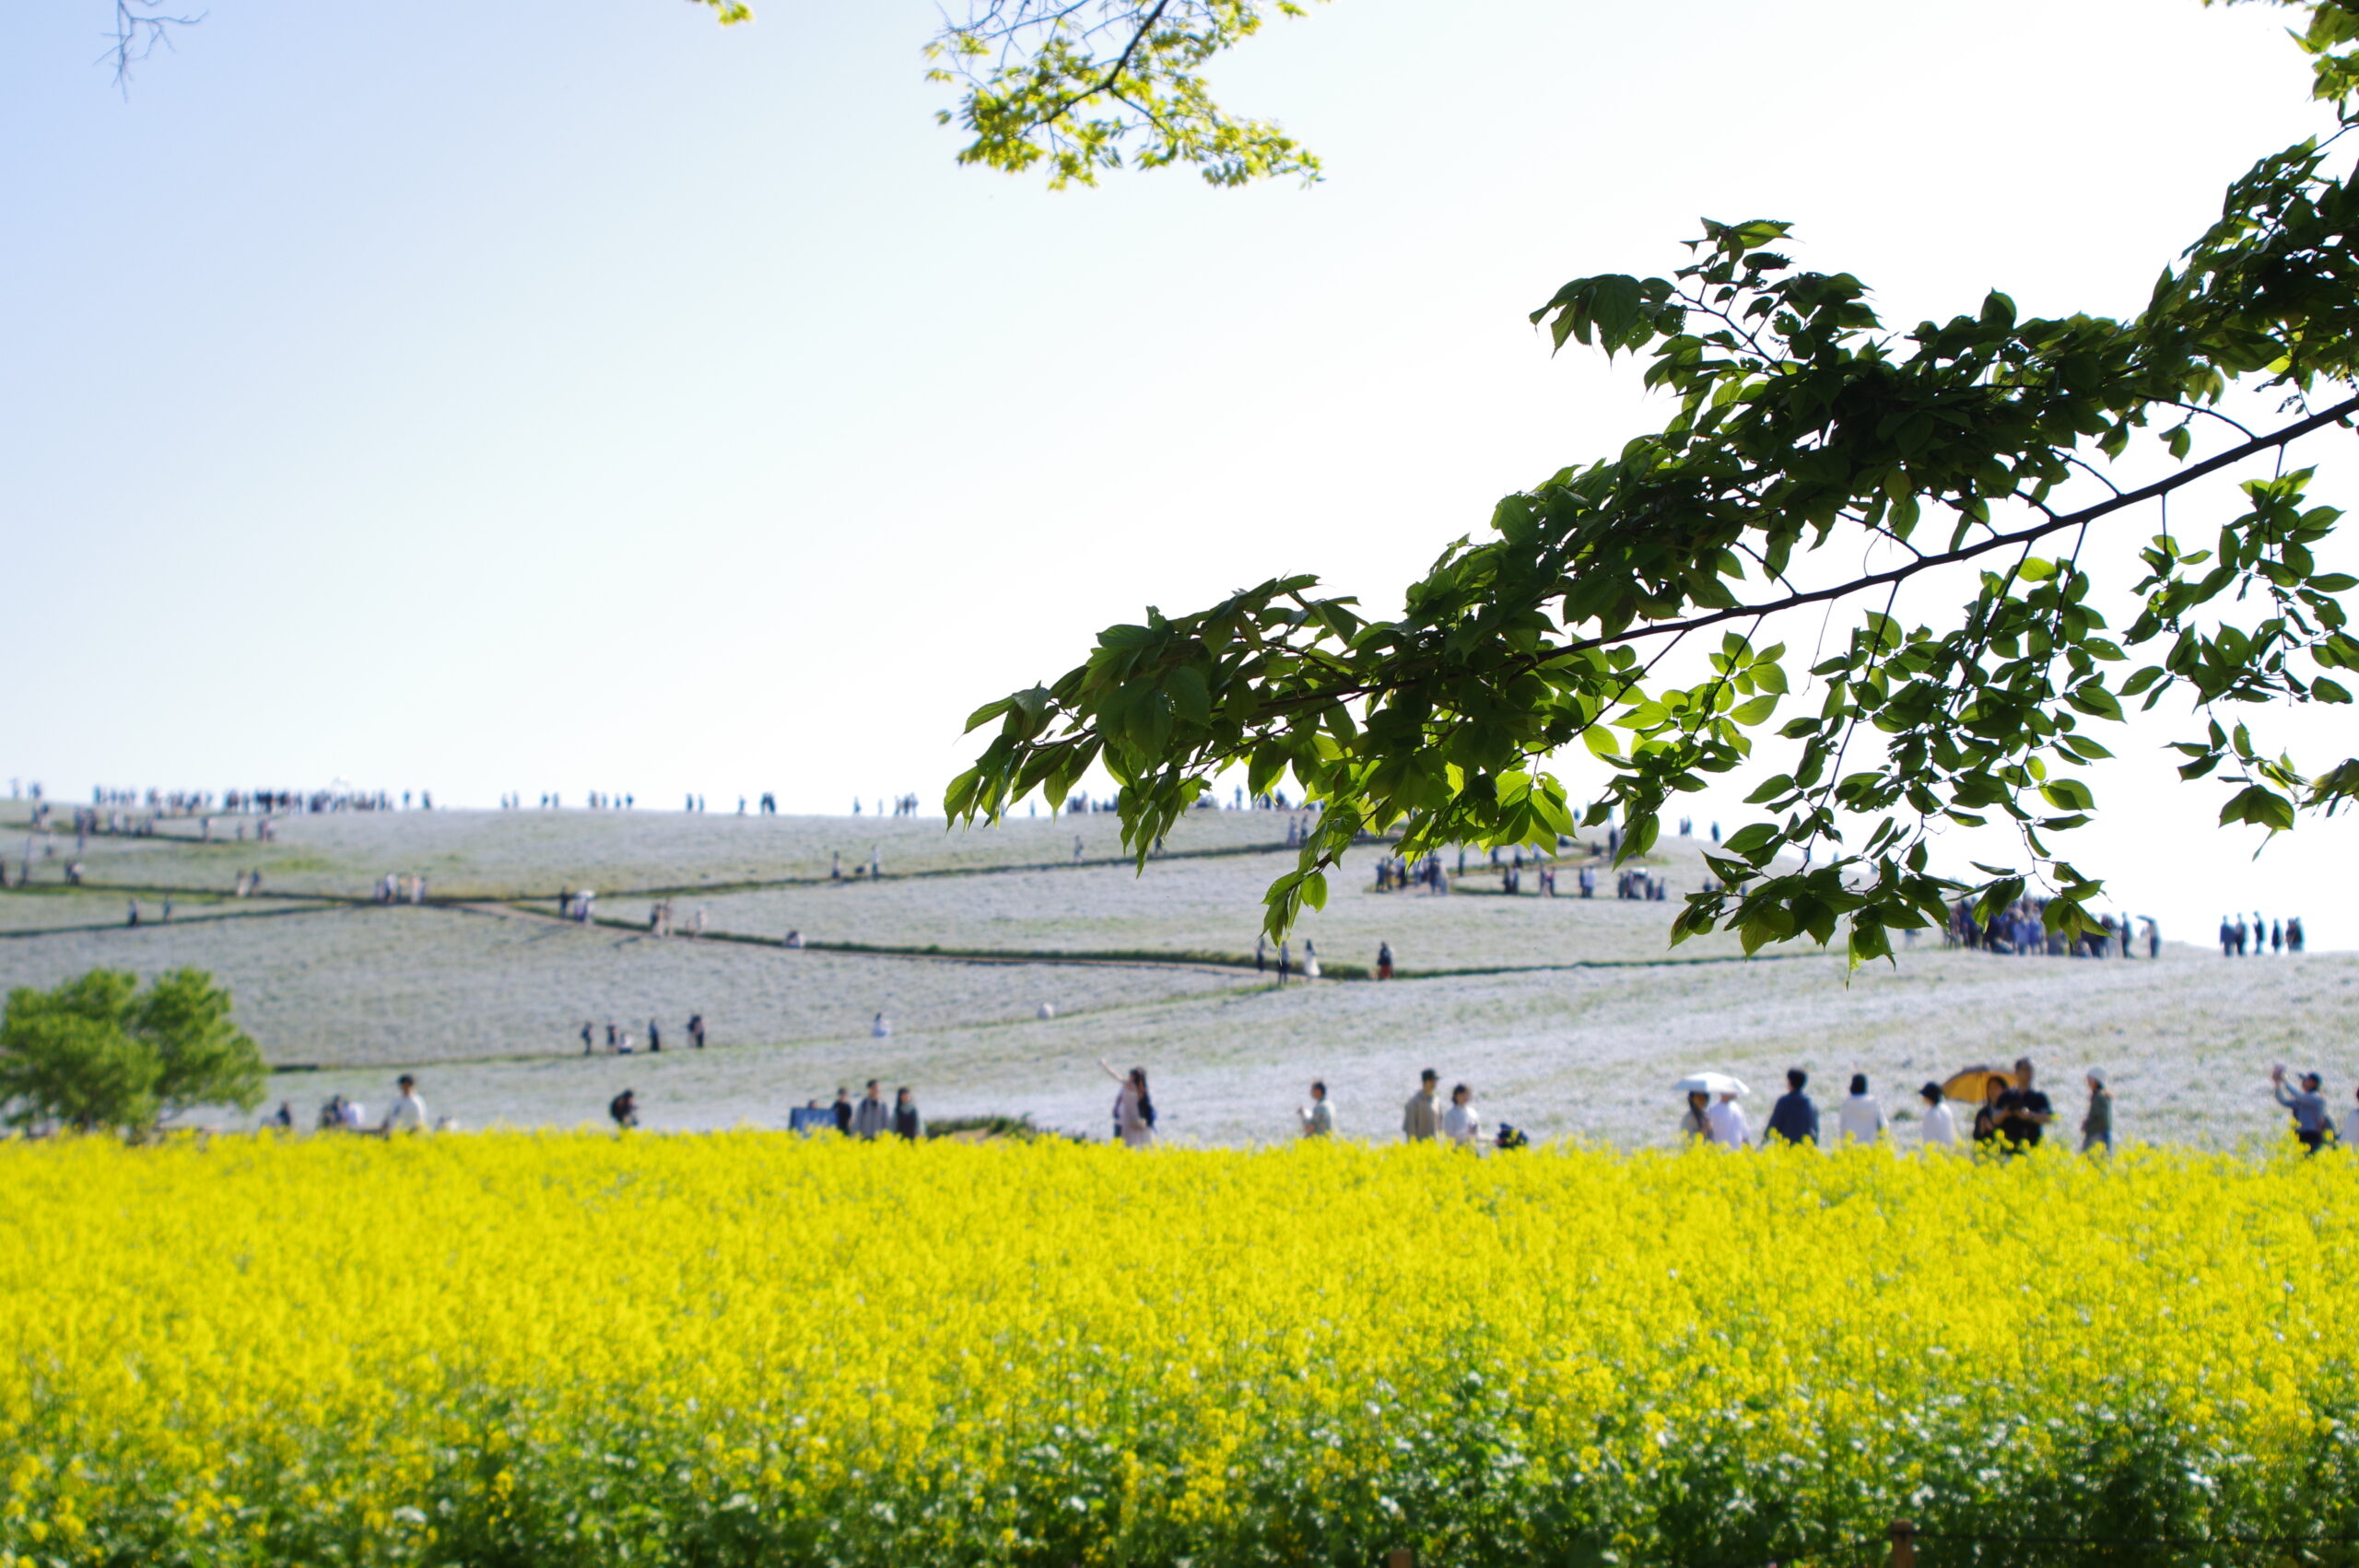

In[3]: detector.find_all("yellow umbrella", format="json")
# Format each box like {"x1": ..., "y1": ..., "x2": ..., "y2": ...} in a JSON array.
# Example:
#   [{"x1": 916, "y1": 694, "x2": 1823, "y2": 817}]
[{"x1": 1942, "y1": 1065, "x2": 2017, "y2": 1105}]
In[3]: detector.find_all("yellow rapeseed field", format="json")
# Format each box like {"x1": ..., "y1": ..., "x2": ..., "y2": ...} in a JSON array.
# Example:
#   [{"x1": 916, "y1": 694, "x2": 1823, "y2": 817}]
[{"x1": 0, "y1": 1133, "x2": 2353, "y2": 1568}]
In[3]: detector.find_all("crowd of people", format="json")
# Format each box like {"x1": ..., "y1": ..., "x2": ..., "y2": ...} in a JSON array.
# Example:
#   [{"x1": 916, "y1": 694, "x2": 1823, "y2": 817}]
[
  {"x1": 579, "y1": 1014, "x2": 707, "y2": 1055},
  {"x1": 1948, "y1": 896, "x2": 2159, "y2": 957},
  {"x1": 2220, "y1": 913, "x2": 2306, "y2": 955},
  {"x1": 786, "y1": 1081, "x2": 924, "y2": 1139},
  {"x1": 255, "y1": 1052, "x2": 2359, "y2": 1155}
]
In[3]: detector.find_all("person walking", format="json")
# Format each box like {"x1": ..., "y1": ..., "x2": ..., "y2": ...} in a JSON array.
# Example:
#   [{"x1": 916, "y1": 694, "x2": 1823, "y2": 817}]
[
  {"x1": 381, "y1": 1073, "x2": 429, "y2": 1134},
  {"x1": 2271, "y1": 1065, "x2": 2332, "y2": 1153},
  {"x1": 1402, "y1": 1070, "x2": 1440, "y2": 1141},
  {"x1": 1995, "y1": 1059, "x2": 2055, "y2": 1148},
  {"x1": 2081, "y1": 1070, "x2": 2114, "y2": 1154},
  {"x1": 1097, "y1": 1059, "x2": 1156, "y2": 1147},
  {"x1": 1917, "y1": 1082, "x2": 1958, "y2": 1150},
  {"x1": 1440, "y1": 1082, "x2": 1482, "y2": 1150},
  {"x1": 1678, "y1": 1090, "x2": 1711, "y2": 1143},
  {"x1": 1706, "y1": 1090, "x2": 1753, "y2": 1150},
  {"x1": 1835, "y1": 1075, "x2": 1886, "y2": 1145},
  {"x1": 853, "y1": 1080, "x2": 891, "y2": 1141},
  {"x1": 1298, "y1": 1080, "x2": 1335, "y2": 1138},
  {"x1": 1766, "y1": 1069, "x2": 1820, "y2": 1147},
  {"x1": 892, "y1": 1086, "x2": 922, "y2": 1141}
]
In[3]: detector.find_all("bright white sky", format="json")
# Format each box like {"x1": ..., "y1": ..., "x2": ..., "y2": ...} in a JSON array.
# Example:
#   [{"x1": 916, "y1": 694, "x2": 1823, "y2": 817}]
[{"x1": 6, "y1": 0, "x2": 2356, "y2": 945}]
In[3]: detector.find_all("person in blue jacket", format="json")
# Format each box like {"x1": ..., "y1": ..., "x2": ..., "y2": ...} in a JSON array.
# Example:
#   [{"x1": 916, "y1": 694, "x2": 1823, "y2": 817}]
[{"x1": 1766, "y1": 1069, "x2": 1820, "y2": 1147}]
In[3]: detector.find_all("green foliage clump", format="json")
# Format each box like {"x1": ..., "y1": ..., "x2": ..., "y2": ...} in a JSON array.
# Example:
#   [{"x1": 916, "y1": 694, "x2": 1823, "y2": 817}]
[{"x1": 0, "y1": 968, "x2": 267, "y2": 1133}]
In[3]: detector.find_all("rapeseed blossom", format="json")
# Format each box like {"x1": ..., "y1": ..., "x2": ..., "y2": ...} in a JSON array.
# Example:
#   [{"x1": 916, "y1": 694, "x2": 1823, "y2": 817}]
[{"x1": 0, "y1": 1134, "x2": 2353, "y2": 1567}]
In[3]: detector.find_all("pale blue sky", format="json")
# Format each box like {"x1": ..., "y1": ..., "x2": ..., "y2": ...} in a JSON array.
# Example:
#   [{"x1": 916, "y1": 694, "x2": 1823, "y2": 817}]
[{"x1": 6, "y1": 0, "x2": 2353, "y2": 942}]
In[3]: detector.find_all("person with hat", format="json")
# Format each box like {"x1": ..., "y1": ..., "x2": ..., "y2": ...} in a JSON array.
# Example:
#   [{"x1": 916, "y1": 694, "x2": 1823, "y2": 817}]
[
  {"x1": 2081, "y1": 1070, "x2": 2114, "y2": 1154},
  {"x1": 2271, "y1": 1064, "x2": 2331, "y2": 1153}
]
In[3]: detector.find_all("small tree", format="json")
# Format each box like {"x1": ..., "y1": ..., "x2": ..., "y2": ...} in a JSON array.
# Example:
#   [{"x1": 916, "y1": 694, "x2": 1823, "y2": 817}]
[{"x1": 0, "y1": 968, "x2": 267, "y2": 1133}]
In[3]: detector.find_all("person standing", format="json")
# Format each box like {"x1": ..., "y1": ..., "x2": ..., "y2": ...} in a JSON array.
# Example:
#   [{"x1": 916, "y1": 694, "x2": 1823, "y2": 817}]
[
  {"x1": 1917, "y1": 1082, "x2": 1958, "y2": 1150},
  {"x1": 1097, "y1": 1059, "x2": 1155, "y2": 1147},
  {"x1": 892, "y1": 1087, "x2": 922, "y2": 1141},
  {"x1": 381, "y1": 1074, "x2": 429, "y2": 1134},
  {"x1": 687, "y1": 1013, "x2": 706, "y2": 1050},
  {"x1": 831, "y1": 1087, "x2": 853, "y2": 1136},
  {"x1": 1678, "y1": 1090, "x2": 1711, "y2": 1143},
  {"x1": 1971, "y1": 1075, "x2": 2008, "y2": 1146},
  {"x1": 647, "y1": 1018, "x2": 662, "y2": 1054},
  {"x1": 1440, "y1": 1082, "x2": 1482, "y2": 1150},
  {"x1": 2081, "y1": 1070, "x2": 2114, "y2": 1154},
  {"x1": 1256, "y1": 935, "x2": 1266, "y2": 973},
  {"x1": 2341, "y1": 1085, "x2": 2359, "y2": 1152},
  {"x1": 1298, "y1": 1081, "x2": 1335, "y2": 1138},
  {"x1": 1276, "y1": 942, "x2": 1291, "y2": 985},
  {"x1": 1706, "y1": 1091, "x2": 1753, "y2": 1150},
  {"x1": 581, "y1": 1021, "x2": 594, "y2": 1056},
  {"x1": 853, "y1": 1080, "x2": 891, "y2": 1141},
  {"x1": 1402, "y1": 1070, "x2": 1440, "y2": 1141},
  {"x1": 1766, "y1": 1070, "x2": 1820, "y2": 1147},
  {"x1": 1377, "y1": 941, "x2": 1394, "y2": 980},
  {"x1": 1995, "y1": 1058, "x2": 2055, "y2": 1148},
  {"x1": 2271, "y1": 1065, "x2": 2332, "y2": 1153},
  {"x1": 1835, "y1": 1075, "x2": 1886, "y2": 1145}
]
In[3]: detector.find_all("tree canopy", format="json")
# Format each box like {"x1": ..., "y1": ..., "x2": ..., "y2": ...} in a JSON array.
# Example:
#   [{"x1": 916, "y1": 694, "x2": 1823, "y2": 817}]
[
  {"x1": 0, "y1": 967, "x2": 267, "y2": 1133},
  {"x1": 950, "y1": 0, "x2": 2359, "y2": 963}
]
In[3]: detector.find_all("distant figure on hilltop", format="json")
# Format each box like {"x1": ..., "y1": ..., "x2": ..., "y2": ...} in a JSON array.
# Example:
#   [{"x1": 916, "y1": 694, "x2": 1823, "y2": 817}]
[{"x1": 872, "y1": 1012, "x2": 890, "y2": 1038}]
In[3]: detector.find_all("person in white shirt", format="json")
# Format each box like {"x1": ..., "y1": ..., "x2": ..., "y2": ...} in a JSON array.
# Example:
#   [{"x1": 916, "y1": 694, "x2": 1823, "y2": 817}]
[
  {"x1": 1706, "y1": 1092, "x2": 1753, "y2": 1149},
  {"x1": 1298, "y1": 1080, "x2": 1336, "y2": 1138},
  {"x1": 1440, "y1": 1082, "x2": 1483, "y2": 1149},
  {"x1": 381, "y1": 1074, "x2": 428, "y2": 1134},
  {"x1": 1916, "y1": 1082, "x2": 1958, "y2": 1150},
  {"x1": 341, "y1": 1099, "x2": 367, "y2": 1131},
  {"x1": 1836, "y1": 1074, "x2": 1887, "y2": 1145}
]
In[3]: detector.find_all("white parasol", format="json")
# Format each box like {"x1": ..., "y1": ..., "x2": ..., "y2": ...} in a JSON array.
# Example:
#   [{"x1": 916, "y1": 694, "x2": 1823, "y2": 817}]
[{"x1": 1672, "y1": 1071, "x2": 1751, "y2": 1098}]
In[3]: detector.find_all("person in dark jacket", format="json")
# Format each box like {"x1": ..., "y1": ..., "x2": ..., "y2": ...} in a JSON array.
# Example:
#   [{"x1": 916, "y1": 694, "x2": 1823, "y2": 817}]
[
  {"x1": 831, "y1": 1086, "x2": 853, "y2": 1136},
  {"x1": 893, "y1": 1086, "x2": 922, "y2": 1141},
  {"x1": 1766, "y1": 1069, "x2": 1819, "y2": 1146}
]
